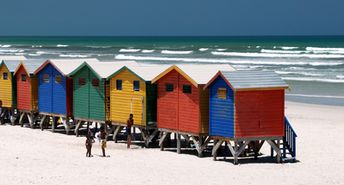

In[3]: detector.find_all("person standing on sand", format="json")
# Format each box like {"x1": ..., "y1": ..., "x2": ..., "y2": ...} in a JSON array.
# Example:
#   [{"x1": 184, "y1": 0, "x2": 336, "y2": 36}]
[
  {"x1": 100, "y1": 126, "x2": 107, "y2": 157},
  {"x1": 85, "y1": 130, "x2": 94, "y2": 157},
  {"x1": 127, "y1": 114, "x2": 134, "y2": 149}
]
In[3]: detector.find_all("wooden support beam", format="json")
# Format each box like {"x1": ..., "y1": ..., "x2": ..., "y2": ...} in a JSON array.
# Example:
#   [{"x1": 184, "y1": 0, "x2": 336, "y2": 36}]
[
  {"x1": 40, "y1": 115, "x2": 46, "y2": 131},
  {"x1": 145, "y1": 129, "x2": 159, "y2": 148},
  {"x1": 112, "y1": 126, "x2": 122, "y2": 143},
  {"x1": 159, "y1": 132, "x2": 168, "y2": 151},
  {"x1": 19, "y1": 112, "x2": 25, "y2": 127},
  {"x1": 51, "y1": 117, "x2": 56, "y2": 132},
  {"x1": 10, "y1": 110, "x2": 17, "y2": 126},
  {"x1": 267, "y1": 140, "x2": 282, "y2": 163},
  {"x1": 176, "y1": 133, "x2": 181, "y2": 154},
  {"x1": 75, "y1": 120, "x2": 82, "y2": 137},
  {"x1": 61, "y1": 117, "x2": 70, "y2": 135},
  {"x1": 234, "y1": 140, "x2": 238, "y2": 165},
  {"x1": 27, "y1": 113, "x2": 34, "y2": 128},
  {"x1": 212, "y1": 140, "x2": 224, "y2": 161}
]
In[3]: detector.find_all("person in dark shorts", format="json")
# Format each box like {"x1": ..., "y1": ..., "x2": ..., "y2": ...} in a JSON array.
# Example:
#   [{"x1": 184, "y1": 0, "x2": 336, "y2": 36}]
[
  {"x1": 127, "y1": 114, "x2": 134, "y2": 149},
  {"x1": 100, "y1": 126, "x2": 107, "y2": 157},
  {"x1": 85, "y1": 130, "x2": 94, "y2": 157}
]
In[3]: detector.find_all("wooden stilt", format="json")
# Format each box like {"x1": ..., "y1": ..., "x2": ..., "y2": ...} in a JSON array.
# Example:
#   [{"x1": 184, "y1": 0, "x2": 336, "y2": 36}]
[
  {"x1": 159, "y1": 132, "x2": 168, "y2": 151},
  {"x1": 62, "y1": 117, "x2": 70, "y2": 134},
  {"x1": 51, "y1": 117, "x2": 56, "y2": 132},
  {"x1": 267, "y1": 140, "x2": 282, "y2": 163},
  {"x1": 112, "y1": 126, "x2": 122, "y2": 143},
  {"x1": 176, "y1": 133, "x2": 181, "y2": 154},
  {"x1": 40, "y1": 115, "x2": 47, "y2": 131},
  {"x1": 212, "y1": 140, "x2": 224, "y2": 161},
  {"x1": 19, "y1": 112, "x2": 25, "y2": 127},
  {"x1": 233, "y1": 140, "x2": 238, "y2": 165},
  {"x1": 75, "y1": 120, "x2": 82, "y2": 137}
]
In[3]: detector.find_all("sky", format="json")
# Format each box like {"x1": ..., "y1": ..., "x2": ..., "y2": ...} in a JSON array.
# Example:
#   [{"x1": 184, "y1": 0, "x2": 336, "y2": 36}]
[{"x1": 0, "y1": 0, "x2": 343, "y2": 36}]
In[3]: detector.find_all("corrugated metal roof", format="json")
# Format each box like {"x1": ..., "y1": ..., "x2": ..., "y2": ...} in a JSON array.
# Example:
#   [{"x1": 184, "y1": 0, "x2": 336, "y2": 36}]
[
  {"x1": 16, "y1": 59, "x2": 45, "y2": 74},
  {"x1": 47, "y1": 58, "x2": 99, "y2": 75},
  {"x1": 220, "y1": 70, "x2": 289, "y2": 90},
  {"x1": 127, "y1": 65, "x2": 171, "y2": 81},
  {"x1": 1, "y1": 60, "x2": 22, "y2": 72},
  {"x1": 0, "y1": 56, "x2": 27, "y2": 61},
  {"x1": 175, "y1": 64, "x2": 235, "y2": 85},
  {"x1": 86, "y1": 61, "x2": 139, "y2": 78}
]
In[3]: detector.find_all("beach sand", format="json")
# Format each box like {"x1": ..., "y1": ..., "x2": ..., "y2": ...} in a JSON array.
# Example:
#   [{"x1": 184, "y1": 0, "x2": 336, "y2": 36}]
[{"x1": 0, "y1": 101, "x2": 344, "y2": 185}]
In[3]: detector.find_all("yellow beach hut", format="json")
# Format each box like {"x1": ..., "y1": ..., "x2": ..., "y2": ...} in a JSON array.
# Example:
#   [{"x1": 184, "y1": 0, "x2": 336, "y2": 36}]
[{"x1": 107, "y1": 65, "x2": 169, "y2": 146}]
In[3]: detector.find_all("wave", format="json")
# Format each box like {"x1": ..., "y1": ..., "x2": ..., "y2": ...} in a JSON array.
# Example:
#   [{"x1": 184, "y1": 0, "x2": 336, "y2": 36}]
[
  {"x1": 141, "y1": 49, "x2": 155, "y2": 53},
  {"x1": 211, "y1": 51, "x2": 344, "y2": 59},
  {"x1": 306, "y1": 47, "x2": 344, "y2": 52},
  {"x1": 0, "y1": 45, "x2": 12, "y2": 48},
  {"x1": 261, "y1": 49, "x2": 306, "y2": 54},
  {"x1": 337, "y1": 75, "x2": 344, "y2": 79},
  {"x1": 286, "y1": 94, "x2": 344, "y2": 99},
  {"x1": 57, "y1": 44, "x2": 69, "y2": 48},
  {"x1": 115, "y1": 54, "x2": 344, "y2": 66},
  {"x1": 59, "y1": 54, "x2": 90, "y2": 58},
  {"x1": 28, "y1": 53, "x2": 42, "y2": 56},
  {"x1": 275, "y1": 71, "x2": 325, "y2": 77},
  {"x1": 199, "y1": 48, "x2": 209, "y2": 51},
  {"x1": 86, "y1": 45, "x2": 112, "y2": 49},
  {"x1": 161, "y1": 50, "x2": 193, "y2": 55},
  {"x1": 31, "y1": 45, "x2": 43, "y2": 48},
  {"x1": 119, "y1": 49, "x2": 141, "y2": 53},
  {"x1": 280, "y1": 46, "x2": 299, "y2": 50},
  {"x1": 216, "y1": 48, "x2": 227, "y2": 51},
  {"x1": 0, "y1": 49, "x2": 25, "y2": 53},
  {"x1": 282, "y1": 77, "x2": 344, "y2": 83}
]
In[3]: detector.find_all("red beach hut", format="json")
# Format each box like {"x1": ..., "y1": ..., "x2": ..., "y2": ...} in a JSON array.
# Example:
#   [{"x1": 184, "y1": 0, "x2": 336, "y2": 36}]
[{"x1": 151, "y1": 64, "x2": 235, "y2": 156}]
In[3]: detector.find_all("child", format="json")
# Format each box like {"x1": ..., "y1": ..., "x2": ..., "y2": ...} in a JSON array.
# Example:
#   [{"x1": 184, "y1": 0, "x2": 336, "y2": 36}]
[
  {"x1": 85, "y1": 130, "x2": 94, "y2": 157},
  {"x1": 127, "y1": 114, "x2": 134, "y2": 149},
  {"x1": 100, "y1": 126, "x2": 107, "y2": 157}
]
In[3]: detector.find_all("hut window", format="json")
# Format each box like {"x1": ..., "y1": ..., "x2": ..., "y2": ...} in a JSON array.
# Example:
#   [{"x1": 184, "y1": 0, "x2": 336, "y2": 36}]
[
  {"x1": 116, "y1": 80, "x2": 122, "y2": 90},
  {"x1": 182, "y1": 85, "x2": 192, "y2": 94},
  {"x1": 3, "y1": 72, "x2": 8, "y2": 80},
  {"x1": 43, "y1": 74, "x2": 50, "y2": 83},
  {"x1": 21, "y1": 74, "x2": 27, "y2": 82},
  {"x1": 217, "y1": 88, "x2": 227, "y2": 100},
  {"x1": 78, "y1": 78, "x2": 86, "y2": 86},
  {"x1": 55, "y1": 75, "x2": 62, "y2": 84},
  {"x1": 92, "y1": 78, "x2": 100, "y2": 87},
  {"x1": 165, "y1": 84, "x2": 174, "y2": 92},
  {"x1": 133, "y1": 80, "x2": 140, "y2": 91}
]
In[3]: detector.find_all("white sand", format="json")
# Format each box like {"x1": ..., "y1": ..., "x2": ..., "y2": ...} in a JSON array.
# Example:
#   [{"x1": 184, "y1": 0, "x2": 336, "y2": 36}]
[{"x1": 0, "y1": 101, "x2": 344, "y2": 185}]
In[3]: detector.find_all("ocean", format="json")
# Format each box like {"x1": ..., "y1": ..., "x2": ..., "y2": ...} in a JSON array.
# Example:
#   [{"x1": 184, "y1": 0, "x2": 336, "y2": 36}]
[{"x1": 1, "y1": 36, "x2": 344, "y2": 106}]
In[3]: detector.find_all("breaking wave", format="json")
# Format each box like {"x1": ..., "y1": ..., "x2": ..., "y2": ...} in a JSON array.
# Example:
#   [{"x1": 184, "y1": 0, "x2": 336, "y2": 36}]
[{"x1": 161, "y1": 50, "x2": 193, "y2": 55}]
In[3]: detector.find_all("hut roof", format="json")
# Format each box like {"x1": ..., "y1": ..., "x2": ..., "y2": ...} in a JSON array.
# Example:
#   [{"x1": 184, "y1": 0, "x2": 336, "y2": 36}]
[
  {"x1": 13, "y1": 59, "x2": 45, "y2": 76},
  {"x1": 0, "y1": 60, "x2": 22, "y2": 72},
  {"x1": 205, "y1": 70, "x2": 289, "y2": 90},
  {"x1": 69, "y1": 60, "x2": 139, "y2": 79},
  {"x1": 0, "y1": 56, "x2": 27, "y2": 61},
  {"x1": 151, "y1": 64, "x2": 236, "y2": 87},
  {"x1": 107, "y1": 65, "x2": 170, "y2": 81},
  {"x1": 34, "y1": 58, "x2": 99, "y2": 76}
]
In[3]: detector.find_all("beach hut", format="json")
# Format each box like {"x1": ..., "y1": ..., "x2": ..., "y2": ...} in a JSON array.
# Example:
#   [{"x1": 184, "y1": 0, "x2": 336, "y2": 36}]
[
  {"x1": 0, "y1": 60, "x2": 22, "y2": 124},
  {"x1": 107, "y1": 65, "x2": 169, "y2": 145},
  {"x1": 204, "y1": 70, "x2": 293, "y2": 164},
  {"x1": 33, "y1": 59, "x2": 98, "y2": 133},
  {"x1": 13, "y1": 60, "x2": 45, "y2": 127},
  {"x1": 69, "y1": 61, "x2": 138, "y2": 136},
  {"x1": 151, "y1": 64, "x2": 235, "y2": 156}
]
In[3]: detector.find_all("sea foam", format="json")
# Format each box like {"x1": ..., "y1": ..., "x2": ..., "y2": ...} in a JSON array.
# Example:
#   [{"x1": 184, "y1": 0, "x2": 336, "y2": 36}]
[
  {"x1": 161, "y1": 50, "x2": 193, "y2": 55},
  {"x1": 282, "y1": 77, "x2": 344, "y2": 83},
  {"x1": 211, "y1": 51, "x2": 344, "y2": 59},
  {"x1": 115, "y1": 54, "x2": 344, "y2": 66},
  {"x1": 57, "y1": 44, "x2": 69, "y2": 47},
  {"x1": 119, "y1": 49, "x2": 141, "y2": 53}
]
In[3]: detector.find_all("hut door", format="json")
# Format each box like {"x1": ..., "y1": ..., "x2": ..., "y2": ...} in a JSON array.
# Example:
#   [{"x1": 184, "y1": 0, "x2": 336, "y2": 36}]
[
  {"x1": 130, "y1": 96, "x2": 144, "y2": 125},
  {"x1": 38, "y1": 65, "x2": 53, "y2": 113}
]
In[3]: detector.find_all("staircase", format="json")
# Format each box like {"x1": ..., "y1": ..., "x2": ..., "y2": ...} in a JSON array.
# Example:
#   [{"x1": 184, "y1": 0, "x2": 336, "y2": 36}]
[{"x1": 281, "y1": 117, "x2": 297, "y2": 162}]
